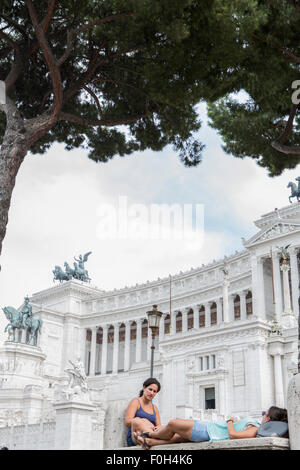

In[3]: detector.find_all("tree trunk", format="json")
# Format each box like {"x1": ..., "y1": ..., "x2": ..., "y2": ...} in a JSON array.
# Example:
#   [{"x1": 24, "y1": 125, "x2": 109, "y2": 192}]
[{"x1": 0, "y1": 99, "x2": 28, "y2": 261}]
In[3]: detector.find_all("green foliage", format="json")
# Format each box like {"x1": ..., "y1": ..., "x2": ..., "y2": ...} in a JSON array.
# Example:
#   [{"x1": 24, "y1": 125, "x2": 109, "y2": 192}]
[
  {"x1": 207, "y1": 0, "x2": 300, "y2": 175},
  {"x1": 0, "y1": 0, "x2": 212, "y2": 165},
  {"x1": 1, "y1": 0, "x2": 300, "y2": 174}
]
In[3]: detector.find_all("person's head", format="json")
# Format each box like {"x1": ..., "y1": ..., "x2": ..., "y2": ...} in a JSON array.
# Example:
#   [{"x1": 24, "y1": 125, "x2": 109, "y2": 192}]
[
  {"x1": 261, "y1": 406, "x2": 288, "y2": 424},
  {"x1": 139, "y1": 378, "x2": 161, "y2": 400}
]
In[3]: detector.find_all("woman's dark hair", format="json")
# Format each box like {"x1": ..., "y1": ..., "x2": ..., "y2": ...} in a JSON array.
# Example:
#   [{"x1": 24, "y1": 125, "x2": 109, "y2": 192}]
[
  {"x1": 268, "y1": 406, "x2": 288, "y2": 422},
  {"x1": 139, "y1": 378, "x2": 161, "y2": 397}
]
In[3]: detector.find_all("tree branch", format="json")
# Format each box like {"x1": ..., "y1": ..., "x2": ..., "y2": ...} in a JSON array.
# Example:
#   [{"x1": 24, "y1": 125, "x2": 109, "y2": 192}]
[
  {"x1": 63, "y1": 44, "x2": 141, "y2": 104},
  {"x1": 277, "y1": 104, "x2": 298, "y2": 144},
  {"x1": 252, "y1": 32, "x2": 300, "y2": 64},
  {"x1": 290, "y1": 0, "x2": 300, "y2": 12},
  {"x1": 57, "y1": 12, "x2": 133, "y2": 66},
  {"x1": 271, "y1": 141, "x2": 300, "y2": 155},
  {"x1": 41, "y1": 0, "x2": 56, "y2": 33},
  {"x1": 25, "y1": 0, "x2": 62, "y2": 124},
  {"x1": 271, "y1": 104, "x2": 300, "y2": 155},
  {"x1": 83, "y1": 85, "x2": 103, "y2": 119},
  {"x1": 5, "y1": 52, "x2": 23, "y2": 91},
  {"x1": 58, "y1": 109, "x2": 149, "y2": 127}
]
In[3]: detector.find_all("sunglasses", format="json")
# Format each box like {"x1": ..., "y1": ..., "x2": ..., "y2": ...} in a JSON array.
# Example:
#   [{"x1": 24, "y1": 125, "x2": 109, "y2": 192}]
[{"x1": 262, "y1": 411, "x2": 269, "y2": 417}]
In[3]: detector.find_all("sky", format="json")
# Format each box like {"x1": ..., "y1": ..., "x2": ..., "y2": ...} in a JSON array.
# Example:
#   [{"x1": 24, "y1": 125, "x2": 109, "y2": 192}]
[{"x1": 0, "y1": 103, "x2": 299, "y2": 341}]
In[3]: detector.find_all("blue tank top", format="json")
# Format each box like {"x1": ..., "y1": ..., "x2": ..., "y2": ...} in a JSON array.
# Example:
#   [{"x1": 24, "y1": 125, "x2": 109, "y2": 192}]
[{"x1": 127, "y1": 399, "x2": 156, "y2": 441}]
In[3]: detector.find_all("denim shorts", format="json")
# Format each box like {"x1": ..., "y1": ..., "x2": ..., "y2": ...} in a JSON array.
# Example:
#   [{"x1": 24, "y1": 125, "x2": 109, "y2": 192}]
[{"x1": 190, "y1": 421, "x2": 210, "y2": 442}]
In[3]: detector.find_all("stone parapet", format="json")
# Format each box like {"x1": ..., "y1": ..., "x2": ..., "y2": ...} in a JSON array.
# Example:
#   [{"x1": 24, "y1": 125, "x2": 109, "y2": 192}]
[{"x1": 115, "y1": 437, "x2": 290, "y2": 451}]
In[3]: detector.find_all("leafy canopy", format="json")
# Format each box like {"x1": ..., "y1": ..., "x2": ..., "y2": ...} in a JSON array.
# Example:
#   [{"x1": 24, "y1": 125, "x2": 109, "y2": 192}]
[
  {"x1": 207, "y1": 0, "x2": 300, "y2": 176},
  {"x1": 0, "y1": 0, "x2": 218, "y2": 166},
  {"x1": 1, "y1": 1, "x2": 300, "y2": 175}
]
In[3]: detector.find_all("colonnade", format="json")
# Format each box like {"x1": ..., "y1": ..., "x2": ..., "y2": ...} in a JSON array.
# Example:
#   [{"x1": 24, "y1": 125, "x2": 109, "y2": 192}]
[
  {"x1": 83, "y1": 291, "x2": 253, "y2": 376},
  {"x1": 252, "y1": 247, "x2": 300, "y2": 323}
]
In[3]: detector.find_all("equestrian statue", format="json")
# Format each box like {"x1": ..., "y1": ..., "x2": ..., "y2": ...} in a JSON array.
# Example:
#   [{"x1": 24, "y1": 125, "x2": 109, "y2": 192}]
[
  {"x1": 287, "y1": 176, "x2": 300, "y2": 203},
  {"x1": 2, "y1": 296, "x2": 42, "y2": 346}
]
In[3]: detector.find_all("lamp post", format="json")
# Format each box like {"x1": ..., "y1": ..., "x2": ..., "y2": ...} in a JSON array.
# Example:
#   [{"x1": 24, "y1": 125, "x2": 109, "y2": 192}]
[{"x1": 146, "y1": 305, "x2": 162, "y2": 377}]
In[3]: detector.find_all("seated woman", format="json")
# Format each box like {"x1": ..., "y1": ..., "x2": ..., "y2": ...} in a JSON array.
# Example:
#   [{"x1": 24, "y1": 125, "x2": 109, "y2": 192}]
[
  {"x1": 125, "y1": 378, "x2": 184, "y2": 449},
  {"x1": 134, "y1": 405, "x2": 287, "y2": 448}
]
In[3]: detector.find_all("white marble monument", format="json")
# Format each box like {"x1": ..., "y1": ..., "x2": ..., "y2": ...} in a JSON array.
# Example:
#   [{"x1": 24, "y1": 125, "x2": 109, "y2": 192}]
[{"x1": 0, "y1": 203, "x2": 299, "y2": 449}]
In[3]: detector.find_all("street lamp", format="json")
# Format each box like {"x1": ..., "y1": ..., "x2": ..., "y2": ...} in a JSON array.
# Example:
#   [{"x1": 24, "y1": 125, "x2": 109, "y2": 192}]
[{"x1": 146, "y1": 304, "x2": 163, "y2": 377}]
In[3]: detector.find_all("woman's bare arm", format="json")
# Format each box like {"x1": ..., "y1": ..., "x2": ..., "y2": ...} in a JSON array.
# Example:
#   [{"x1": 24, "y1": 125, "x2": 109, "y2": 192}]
[
  {"x1": 154, "y1": 405, "x2": 161, "y2": 427},
  {"x1": 124, "y1": 399, "x2": 139, "y2": 428},
  {"x1": 227, "y1": 422, "x2": 258, "y2": 440}
]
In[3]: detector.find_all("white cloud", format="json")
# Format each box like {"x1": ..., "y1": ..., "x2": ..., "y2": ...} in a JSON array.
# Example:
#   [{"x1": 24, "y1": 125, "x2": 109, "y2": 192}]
[{"x1": 1, "y1": 108, "x2": 300, "y2": 342}]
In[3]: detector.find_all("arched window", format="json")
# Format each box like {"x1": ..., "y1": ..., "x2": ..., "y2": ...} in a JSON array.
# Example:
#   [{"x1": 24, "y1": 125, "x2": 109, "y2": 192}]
[
  {"x1": 164, "y1": 314, "x2": 170, "y2": 334},
  {"x1": 187, "y1": 309, "x2": 194, "y2": 330},
  {"x1": 234, "y1": 295, "x2": 241, "y2": 319},
  {"x1": 199, "y1": 306, "x2": 205, "y2": 327},
  {"x1": 246, "y1": 291, "x2": 253, "y2": 316},
  {"x1": 176, "y1": 311, "x2": 182, "y2": 333},
  {"x1": 210, "y1": 303, "x2": 217, "y2": 325}
]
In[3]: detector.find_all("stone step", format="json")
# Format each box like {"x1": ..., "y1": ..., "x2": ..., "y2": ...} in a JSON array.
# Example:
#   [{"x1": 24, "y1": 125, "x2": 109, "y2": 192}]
[{"x1": 114, "y1": 437, "x2": 290, "y2": 451}]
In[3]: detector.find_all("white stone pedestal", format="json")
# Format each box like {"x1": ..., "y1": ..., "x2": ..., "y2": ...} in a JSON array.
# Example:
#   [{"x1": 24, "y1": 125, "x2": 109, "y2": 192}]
[
  {"x1": 0, "y1": 341, "x2": 46, "y2": 389},
  {"x1": 280, "y1": 312, "x2": 298, "y2": 329},
  {"x1": 287, "y1": 373, "x2": 300, "y2": 450},
  {"x1": 54, "y1": 395, "x2": 97, "y2": 450},
  {"x1": 268, "y1": 336, "x2": 285, "y2": 408},
  {"x1": 176, "y1": 405, "x2": 194, "y2": 419}
]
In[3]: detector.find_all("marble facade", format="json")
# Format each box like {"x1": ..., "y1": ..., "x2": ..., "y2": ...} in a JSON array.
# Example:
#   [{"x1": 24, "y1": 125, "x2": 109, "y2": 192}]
[{"x1": 0, "y1": 203, "x2": 299, "y2": 448}]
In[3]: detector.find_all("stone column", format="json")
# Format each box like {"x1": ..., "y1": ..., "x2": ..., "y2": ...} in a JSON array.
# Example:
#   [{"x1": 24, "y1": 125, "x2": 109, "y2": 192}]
[
  {"x1": 272, "y1": 251, "x2": 283, "y2": 322},
  {"x1": 182, "y1": 309, "x2": 188, "y2": 333},
  {"x1": 228, "y1": 294, "x2": 235, "y2": 322},
  {"x1": 147, "y1": 326, "x2": 151, "y2": 360},
  {"x1": 81, "y1": 328, "x2": 86, "y2": 367},
  {"x1": 90, "y1": 327, "x2": 97, "y2": 377},
  {"x1": 112, "y1": 323, "x2": 120, "y2": 374},
  {"x1": 216, "y1": 299, "x2": 222, "y2": 325},
  {"x1": 193, "y1": 306, "x2": 199, "y2": 329},
  {"x1": 281, "y1": 262, "x2": 292, "y2": 314},
  {"x1": 287, "y1": 373, "x2": 300, "y2": 450},
  {"x1": 251, "y1": 255, "x2": 266, "y2": 320},
  {"x1": 268, "y1": 337, "x2": 285, "y2": 408},
  {"x1": 280, "y1": 258, "x2": 297, "y2": 328},
  {"x1": 218, "y1": 379, "x2": 224, "y2": 416},
  {"x1": 101, "y1": 325, "x2": 108, "y2": 375},
  {"x1": 187, "y1": 377, "x2": 194, "y2": 407},
  {"x1": 257, "y1": 257, "x2": 266, "y2": 319},
  {"x1": 124, "y1": 321, "x2": 131, "y2": 372},
  {"x1": 240, "y1": 291, "x2": 247, "y2": 321},
  {"x1": 159, "y1": 315, "x2": 164, "y2": 341},
  {"x1": 204, "y1": 303, "x2": 211, "y2": 328},
  {"x1": 274, "y1": 354, "x2": 285, "y2": 407},
  {"x1": 171, "y1": 311, "x2": 176, "y2": 335},
  {"x1": 136, "y1": 319, "x2": 142, "y2": 363},
  {"x1": 289, "y1": 247, "x2": 300, "y2": 318},
  {"x1": 222, "y1": 279, "x2": 229, "y2": 323}
]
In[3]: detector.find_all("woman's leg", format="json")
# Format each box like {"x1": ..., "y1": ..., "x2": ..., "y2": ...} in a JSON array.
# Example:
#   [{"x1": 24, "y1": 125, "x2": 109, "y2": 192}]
[
  {"x1": 131, "y1": 417, "x2": 155, "y2": 443},
  {"x1": 135, "y1": 432, "x2": 187, "y2": 449},
  {"x1": 148, "y1": 419, "x2": 195, "y2": 441}
]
